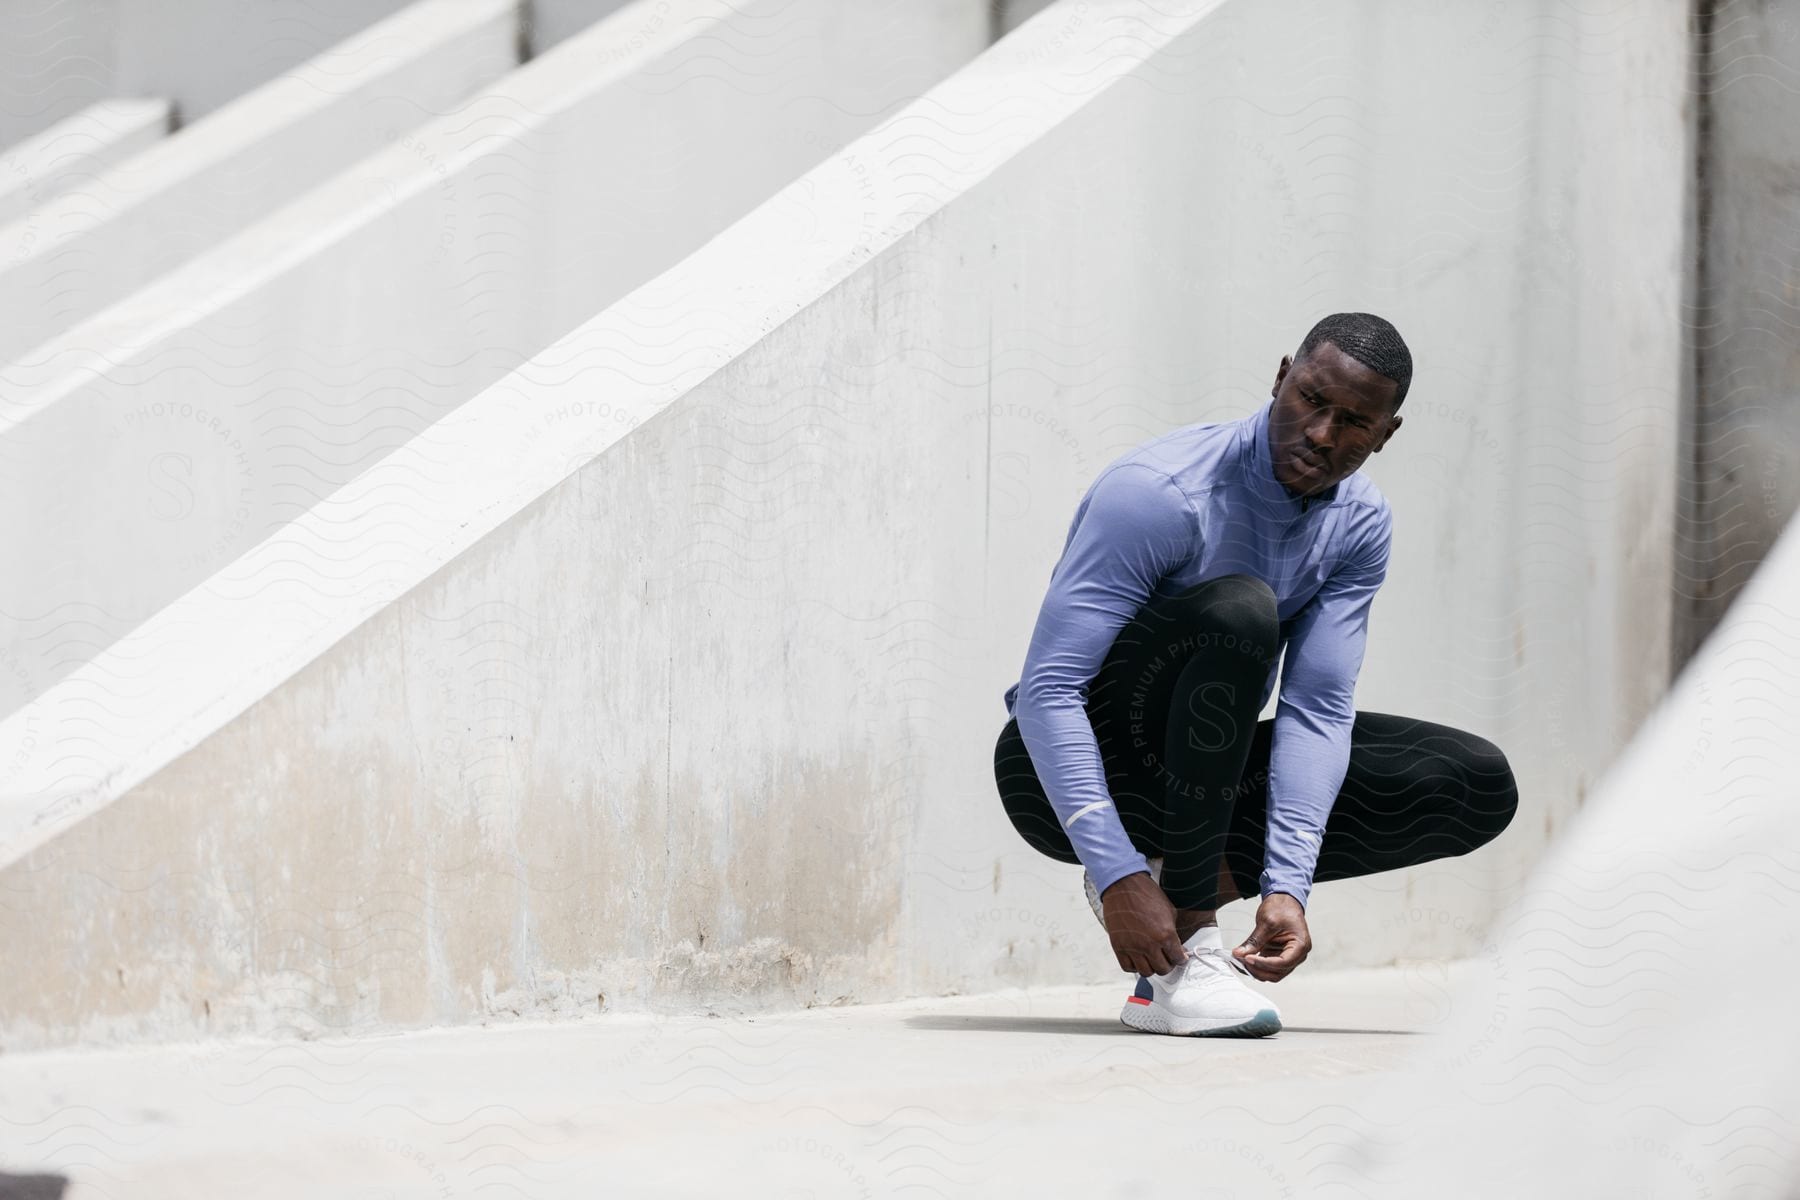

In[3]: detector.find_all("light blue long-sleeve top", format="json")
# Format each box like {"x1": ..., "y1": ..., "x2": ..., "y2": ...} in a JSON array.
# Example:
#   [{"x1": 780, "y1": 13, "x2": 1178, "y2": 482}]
[{"x1": 1002, "y1": 398, "x2": 1394, "y2": 908}]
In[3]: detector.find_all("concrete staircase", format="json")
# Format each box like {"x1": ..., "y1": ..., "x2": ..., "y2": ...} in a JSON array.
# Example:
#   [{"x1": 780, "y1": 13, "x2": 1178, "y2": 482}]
[{"x1": 0, "y1": 0, "x2": 987, "y2": 721}]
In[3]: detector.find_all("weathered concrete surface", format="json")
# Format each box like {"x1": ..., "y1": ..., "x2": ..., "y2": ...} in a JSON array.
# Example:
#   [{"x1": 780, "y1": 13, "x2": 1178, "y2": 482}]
[
  {"x1": 1675, "y1": 0, "x2": 1800, "y2": 666},
  {"x1": 0, "y1": 98, "x2": 170, "y2": 226},
  {"x1": 0, "y1": 0, "x2": 987, "y2": 721},
  {"x1": 0, "y1": 964, "x2": 1453, "y2": 1198},
  {"x1": 0, "y1": 0, "x2": 1687, "y2": 1050},
  {"x1": 0, "y1": 0, "x2": 521, "y2": 364}
]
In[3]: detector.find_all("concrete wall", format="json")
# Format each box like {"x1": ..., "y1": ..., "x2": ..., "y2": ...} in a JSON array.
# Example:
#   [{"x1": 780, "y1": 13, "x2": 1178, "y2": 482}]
[
  {"x1": 526, "y1": 0, "x2": 634, "y2": 51},
  {"x1": 998, "y1": 0, "x2": 1055, "y2": 33},
  {"x1": 0, "y1": 0, "x2": 1689, "y2": 1050},
  {"x1": 0, "y1": 0, "x2": 521, "y2": 364},
  {"x1": 0, "y1": 0, "x2": 988, "y2": 721},
  {"x1": 0, "y1": 0, "x2": 421, "y2": 150},
  {"x1": 0, "y1": 98, "x2": 170, "y2": 226},
  {"x1": 1674, "y1": 0, "x2": 1800, "y2": 666}
]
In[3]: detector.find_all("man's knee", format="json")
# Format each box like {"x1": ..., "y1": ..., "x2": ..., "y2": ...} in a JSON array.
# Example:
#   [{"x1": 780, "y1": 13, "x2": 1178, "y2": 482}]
[
  {"x1": 1455, "y1": 732, "x2": 1519, "y2": 851},
  {"x1": 1208, "y1": 572, "x2": 1278, "y2": 615},
  {"x1": 1159, "y1": 574, "x2": 1278, "y2": 649}
]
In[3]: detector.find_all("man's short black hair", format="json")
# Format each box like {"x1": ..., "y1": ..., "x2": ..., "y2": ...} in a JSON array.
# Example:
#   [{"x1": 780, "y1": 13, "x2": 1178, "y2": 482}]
[{"x1": 1296, "y1": 312, "x2": 1412, "y2": 409}]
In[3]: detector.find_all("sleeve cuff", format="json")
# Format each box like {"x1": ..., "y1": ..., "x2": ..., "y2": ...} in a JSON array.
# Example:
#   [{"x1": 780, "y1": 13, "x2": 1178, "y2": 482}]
[
  {"x1": 1258, "y1": 870, "x2": 1311, "y2": 910},
  {"x1": 1088, "y1": 852, "x2": 1153, "y2": 899}
]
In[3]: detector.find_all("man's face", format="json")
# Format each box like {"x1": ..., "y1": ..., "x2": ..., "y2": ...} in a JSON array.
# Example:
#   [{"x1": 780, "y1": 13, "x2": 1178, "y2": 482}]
[{"x1": 1267, "y1": 341, "x2": 1403, "y2": 496}]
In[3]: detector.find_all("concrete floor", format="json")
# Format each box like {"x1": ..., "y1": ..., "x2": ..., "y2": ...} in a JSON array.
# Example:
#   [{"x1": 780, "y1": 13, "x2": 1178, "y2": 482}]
[{"x1": 0, "y1": 962, "x2": 1469, "y2": 1199}]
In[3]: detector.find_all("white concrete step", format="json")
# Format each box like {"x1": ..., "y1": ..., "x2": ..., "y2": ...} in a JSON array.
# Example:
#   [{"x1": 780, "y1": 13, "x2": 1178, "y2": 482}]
[
  {"x1": 0, "y1": 98, "x2": 172, "y2": 227},
  {"x1": 0, "y1": 0, "x2": 521, "y2": 365},
  {"x1": 0, "y1": 0, "x2": 422, "y2": 151}
]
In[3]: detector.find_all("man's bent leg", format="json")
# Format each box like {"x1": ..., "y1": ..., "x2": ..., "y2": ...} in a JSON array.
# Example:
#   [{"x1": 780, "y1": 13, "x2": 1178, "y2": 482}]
[
  {"x1": 1084, "y1": 575, "x2": 1281, "y2": 916},
  {"x1": 993, "y1": 575, "x2": 1282, "y2": 916},
  {"x1": 994, "y1": 715, "x2": 1082, "y2": 865},
  {"x1": 1220, "y1": 711, "x2": 1520, "y2": 901},
  {"x1": 994, "y1": 717, "x2": 1243, "y2": 912}
]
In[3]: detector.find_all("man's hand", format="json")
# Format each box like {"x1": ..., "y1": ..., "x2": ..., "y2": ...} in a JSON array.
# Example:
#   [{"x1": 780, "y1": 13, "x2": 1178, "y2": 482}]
[
  {"x1": 1101, "y1": 871, "x2": 1188, "y2": 977},
  {"x1": 1231, "y1": 893, "x2": 1311, "y2": 982}
]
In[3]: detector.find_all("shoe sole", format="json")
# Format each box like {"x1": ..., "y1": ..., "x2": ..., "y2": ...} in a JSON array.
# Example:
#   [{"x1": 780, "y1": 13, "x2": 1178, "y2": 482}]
[
  {"x1": 1093, "y1": 860, "x2": 1271, "y2": 1036},
  {"x1": 1118, "y1": 998, "x2": 1282, "y2": 1038}
]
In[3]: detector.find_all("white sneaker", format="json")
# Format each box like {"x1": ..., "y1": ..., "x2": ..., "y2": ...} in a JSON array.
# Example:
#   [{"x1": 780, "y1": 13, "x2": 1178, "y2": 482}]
[
  {"x1": 1118, "y1": 924, "x2": 1282, "y2": 1038},
  {"x1": 1083, "y1": 856, "x2": 1162, "y2": 928}
]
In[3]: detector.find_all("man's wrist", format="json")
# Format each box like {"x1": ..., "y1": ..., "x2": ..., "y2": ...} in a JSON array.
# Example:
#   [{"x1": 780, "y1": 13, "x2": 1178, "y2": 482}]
[
  {"x1": 1260, "y1": 887, "x2": 1307, "y2": 911},
  {"x1": 1258, "y1": 864, "x2": 1313, "y2": 910}
]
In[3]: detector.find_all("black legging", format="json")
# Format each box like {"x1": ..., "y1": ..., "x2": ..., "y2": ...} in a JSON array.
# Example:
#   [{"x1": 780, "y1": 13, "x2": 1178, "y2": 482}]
[{"x1": 995, "y1": 574, "x2": 1519, "y2": 910}]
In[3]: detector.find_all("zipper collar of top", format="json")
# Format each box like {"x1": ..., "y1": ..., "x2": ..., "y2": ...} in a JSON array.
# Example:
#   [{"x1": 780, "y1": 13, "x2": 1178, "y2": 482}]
[{"x1": 1247, "y1": 399, "x2": 1339, "y2": 517}]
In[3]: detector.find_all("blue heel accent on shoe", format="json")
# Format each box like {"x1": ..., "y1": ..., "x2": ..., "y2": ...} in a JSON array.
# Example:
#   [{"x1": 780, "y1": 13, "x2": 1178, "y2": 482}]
[{"x1": 1133, "y1": 976, "x2": 1154, "y2": 1000}]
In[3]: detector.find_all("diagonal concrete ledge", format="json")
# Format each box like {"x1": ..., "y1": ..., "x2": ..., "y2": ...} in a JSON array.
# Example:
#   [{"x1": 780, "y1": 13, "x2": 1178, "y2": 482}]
[
  {"x1": 0, "y1": 0, "x2": 521, "y2": 364},
  {"x1": 0, "y1": 98, "x2": 172, "y2": 227},
  {"x1": 0, "y1": 0, "x2": 1688, "y2": 1050},
  {"x1": 0, "y1": 0, "x2": 987, "y2": 720}
]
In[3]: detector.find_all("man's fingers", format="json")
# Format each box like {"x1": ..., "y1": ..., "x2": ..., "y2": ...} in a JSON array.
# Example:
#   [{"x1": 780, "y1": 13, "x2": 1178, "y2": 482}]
[
  {"x1": 1234, "y1": 933, "x2": 1300, "y2": 980},
  {"x1": 1261, "y1": 939, "x2": 1303, "y2": 964},
  {"x1": 1240, "y1": 953, "x2": 1289, "y2": 982},
  {"x1": 1232, "y1": 933, "x2": 1265, "y2": 960}
]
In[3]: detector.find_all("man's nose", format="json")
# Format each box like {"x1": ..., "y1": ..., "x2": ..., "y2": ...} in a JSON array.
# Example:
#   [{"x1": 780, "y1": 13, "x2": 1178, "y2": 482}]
[{"x1": 1306, "y1": 412, "x2": 1338, "y2": 451}]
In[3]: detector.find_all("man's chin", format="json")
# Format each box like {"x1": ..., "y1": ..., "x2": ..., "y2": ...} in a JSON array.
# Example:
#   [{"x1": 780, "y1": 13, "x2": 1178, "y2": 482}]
[
  {"x1": 1274, "y1": 466, "x2": 1321, "y2": 495},
  {"x1": 1278, "y1": 453, "x2": 1344, "y2": 495}
]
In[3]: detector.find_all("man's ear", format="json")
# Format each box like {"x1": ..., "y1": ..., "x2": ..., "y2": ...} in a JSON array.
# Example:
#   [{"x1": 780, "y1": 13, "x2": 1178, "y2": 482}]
[
  {"x1": 1273, "y1": 354, "x2": 1292, "y2": 396},
  {"x1": 1373, "y1": 411, "x2": 1403, "y2": 453}
]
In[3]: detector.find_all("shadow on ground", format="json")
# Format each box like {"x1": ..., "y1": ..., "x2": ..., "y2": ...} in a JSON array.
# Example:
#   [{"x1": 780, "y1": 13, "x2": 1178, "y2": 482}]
[
  {"x1": 0, "y1": 1174, "x2": 68, "y2": 1200},
  {"x1": 904, "y1": 1015, "x2": 1422, "y2": 1036}
]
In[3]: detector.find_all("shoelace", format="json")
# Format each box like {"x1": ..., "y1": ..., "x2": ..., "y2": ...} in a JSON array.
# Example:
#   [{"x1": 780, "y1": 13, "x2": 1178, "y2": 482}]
[
  {"x1": 1222, "y1": 950, "x2": 1261, "y2": 982},
  {"x1": 1185, "y1": 943, "x2": 1261, "y2": 983}
]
